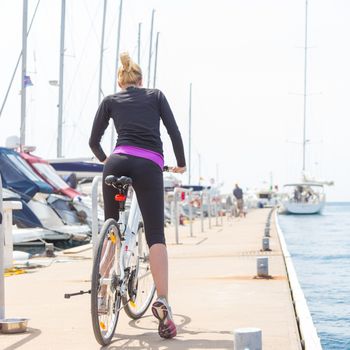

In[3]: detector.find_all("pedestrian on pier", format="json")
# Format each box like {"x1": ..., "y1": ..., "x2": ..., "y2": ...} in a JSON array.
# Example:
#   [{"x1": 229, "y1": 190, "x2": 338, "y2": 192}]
[{"x1": 233, "y1": 184, "x2": 245, "y2": 217}]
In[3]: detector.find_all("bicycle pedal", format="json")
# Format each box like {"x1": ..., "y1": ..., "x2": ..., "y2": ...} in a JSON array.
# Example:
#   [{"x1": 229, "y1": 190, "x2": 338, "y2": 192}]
[{"x1": 64, "y1": 289, "x2": 91, "y2": 299}]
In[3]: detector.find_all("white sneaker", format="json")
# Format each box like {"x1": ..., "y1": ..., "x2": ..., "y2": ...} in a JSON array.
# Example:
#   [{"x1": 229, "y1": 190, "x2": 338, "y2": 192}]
[{"x1": 151, "y1": 297, "x2": 177, "y2": 339}]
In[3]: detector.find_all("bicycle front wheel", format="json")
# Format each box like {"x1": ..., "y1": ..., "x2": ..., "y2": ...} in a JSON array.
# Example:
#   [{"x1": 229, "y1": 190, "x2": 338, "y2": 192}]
[
  {"x1": 123, "y1": 224, "x2": 156, "y2": 319},
  {"x1": 91, "y1": 219, "x2": 122, "y2": 346}
]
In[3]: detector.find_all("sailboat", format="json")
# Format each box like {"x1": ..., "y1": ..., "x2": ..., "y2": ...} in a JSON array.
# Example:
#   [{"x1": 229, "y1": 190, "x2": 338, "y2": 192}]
[{"x1": 281, "y1": 0, "x2": 333, "y2": 215}]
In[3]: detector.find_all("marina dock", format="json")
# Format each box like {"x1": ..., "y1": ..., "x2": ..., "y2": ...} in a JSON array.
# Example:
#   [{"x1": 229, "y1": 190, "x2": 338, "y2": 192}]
[{"x1": 1, "y1": 209, "x2": 302, "y2": 349}]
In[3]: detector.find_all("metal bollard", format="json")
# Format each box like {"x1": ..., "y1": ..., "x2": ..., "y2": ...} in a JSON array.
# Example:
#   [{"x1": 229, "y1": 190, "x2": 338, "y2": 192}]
[
  {"x1": 170, "y1": 200, "x2": 174, "y2": 225},
  {"x1": 208, "y1": 193, "x2": 212, "y2": 229},
  {"x1": 257, "y1": 257, "x2": 269, "y2": 277},
  {"x1": 262, "y1": 237, "x2": 270, "y2": 251},
  {"x1": 91, "y1": 175, "x2": 102, "y2": 257},
  {"x1": 264, "y1": 227, "x2": 270, "y2": 237},
  {"x1": 174, "y1": 192, "x2": 179, "y2": 244},
  {"x1": 214, "y1": 201, "x2": 218, "y2": 226},
  {"x1": 45, "y1": 243, "x2": 55, "y2": 257},
  {"x1": 200, "y1": 192, "x2": 204, "y2": 233},
  {"x1": 188, "y1": 190, "x2": 193, "y2": 237},
  {"x1": 234, "y1": 327, "x2": 262, "y2": 350},
  {"x1": 0, "y1": 176, "x2": 4, "y2": 319}
]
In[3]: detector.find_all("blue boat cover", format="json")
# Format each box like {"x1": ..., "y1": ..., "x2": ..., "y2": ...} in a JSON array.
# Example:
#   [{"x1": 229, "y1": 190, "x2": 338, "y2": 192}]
[
  {"x1": 51, "y1": 161, "x2": 103, "y2": 173},
  {"x1": 0, "y1": 147, "x2": 53, "y2": 200}
]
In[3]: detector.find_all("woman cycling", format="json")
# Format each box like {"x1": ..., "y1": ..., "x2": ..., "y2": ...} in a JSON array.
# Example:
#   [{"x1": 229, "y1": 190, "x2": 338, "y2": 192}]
[{"x1": 89, "y1": 52, "x2": 186, "y2": 339}]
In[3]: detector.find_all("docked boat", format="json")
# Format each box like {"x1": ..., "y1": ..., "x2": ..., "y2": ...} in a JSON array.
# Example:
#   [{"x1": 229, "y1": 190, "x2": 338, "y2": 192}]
[
  {"x1": 256, "y1": 188, "x2": 279, "y2": 208},
  {"x1": 2, "y1": 188, "x2": 71, "y2": 242},
  {"x1": 21, "y1": 150, "x2": 104, "y2": 228},
  {"x1": 48, "y1": 157, "x2": 103, "y2": 180},
  {"x1": 0, "y1": 147, "x2": 91, "y2": 242},
  {"x1": 282, "y1": 1, "x2": 333, "y2": 214},
  {"x1": 281, "y1": 182, "x2": 325, "y2": 215}
]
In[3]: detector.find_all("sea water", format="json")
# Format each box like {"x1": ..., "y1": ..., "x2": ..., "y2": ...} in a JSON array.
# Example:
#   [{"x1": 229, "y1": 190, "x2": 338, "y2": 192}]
[{"x1": 278, "y1": 203, "x2": 350, "y2": 350}]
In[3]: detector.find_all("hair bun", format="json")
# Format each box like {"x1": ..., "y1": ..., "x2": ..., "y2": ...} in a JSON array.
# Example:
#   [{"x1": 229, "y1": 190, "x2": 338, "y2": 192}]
[
  {"x1": 117, "y1": 52, "x2": 142, "y2": 86},
  {"x1": 120, "y1": 52, "x2": 132, "y2": 72}
]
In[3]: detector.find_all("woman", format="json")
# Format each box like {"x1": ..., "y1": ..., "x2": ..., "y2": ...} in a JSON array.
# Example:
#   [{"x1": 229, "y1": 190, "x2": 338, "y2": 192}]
[{"x1": 89, "y1": 52, "x2": 186, "y2": 339}]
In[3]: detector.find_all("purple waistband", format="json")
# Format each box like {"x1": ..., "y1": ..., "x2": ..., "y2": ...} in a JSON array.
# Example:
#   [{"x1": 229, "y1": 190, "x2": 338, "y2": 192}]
[{"x1": 113, "y1": 145, "x2": 164, "y2": 170}]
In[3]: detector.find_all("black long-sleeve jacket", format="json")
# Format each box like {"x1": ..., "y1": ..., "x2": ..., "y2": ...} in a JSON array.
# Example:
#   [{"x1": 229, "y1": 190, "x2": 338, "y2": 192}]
[{"x1": 89, "y1": 87, "x2": 186, "y2": 167}]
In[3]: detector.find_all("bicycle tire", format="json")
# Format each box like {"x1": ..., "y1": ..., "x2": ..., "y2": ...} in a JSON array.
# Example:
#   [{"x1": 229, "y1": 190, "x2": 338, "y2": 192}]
[
  {"x1": 123, "y1": 224, "x2": 156, "y2": 319},
  {"x1": 91, "y1": 219, "x2": 122, "y2": 346}
]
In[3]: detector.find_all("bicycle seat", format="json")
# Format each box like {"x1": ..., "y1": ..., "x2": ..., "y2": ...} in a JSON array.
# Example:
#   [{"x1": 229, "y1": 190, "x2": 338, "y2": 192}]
[{"x1": 105, "y1": 175, "x2": 133, "y2": 188}]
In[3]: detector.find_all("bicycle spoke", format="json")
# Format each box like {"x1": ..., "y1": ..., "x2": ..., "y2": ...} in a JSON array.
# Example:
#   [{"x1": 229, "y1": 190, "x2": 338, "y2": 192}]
[{"x1": 123, "y1": 225, "x2": 155, "y2": 319}]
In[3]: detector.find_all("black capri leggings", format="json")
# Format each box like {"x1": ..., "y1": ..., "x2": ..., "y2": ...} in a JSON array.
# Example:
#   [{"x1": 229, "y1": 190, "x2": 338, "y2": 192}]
[{"x1": 102, "y1": 153, "x2": 165, "y2": 248}]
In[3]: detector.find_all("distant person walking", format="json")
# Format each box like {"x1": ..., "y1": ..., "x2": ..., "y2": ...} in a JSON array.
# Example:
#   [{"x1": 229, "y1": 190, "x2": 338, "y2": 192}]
[{"x1": 233, "y1": 184, "x2": 245, "y2": 217}]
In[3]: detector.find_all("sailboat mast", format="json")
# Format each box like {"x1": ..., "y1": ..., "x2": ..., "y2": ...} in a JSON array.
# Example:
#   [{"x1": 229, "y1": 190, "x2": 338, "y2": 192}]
[
  {"x1": 188, "y1": 82, "x2": 192, "y2": 184},
  {"x1": 1, "y1": 1, "x2": 40, "y2": 120},
  {"x1": 137, "y1": 23, "x2": 141, "y2": 65},
  {"x1": 57, "y1": 0, "x2": 66, "y2": 158},
  {"x1": 302, "y1": 0, "x2": 309, "y2": 172},
  {"x1": 98, "y1": 0, "x2": 107, "y2": 105},
  {"x1": 153, "y1": 32, "x2": 159, "y2": 88},
  {"x1": 147, "y1": 9, "x2": 155, "y2": 88},
  {"x1": 114, "y1": 0, "x2": 123, "y2": 94},
  {"x1": 20, "y1": 0, "x2": 28, "y2": 148},
  {"x1": 110, "y1": 0, "x2": 123, "y2": 151}
]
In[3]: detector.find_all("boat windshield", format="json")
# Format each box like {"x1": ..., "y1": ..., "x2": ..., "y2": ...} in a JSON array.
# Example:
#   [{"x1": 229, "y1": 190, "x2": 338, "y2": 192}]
[
  {"x1": 33, "y1": 162, "x2": 69, "y2": 190},
  {"x1": 7, "y1": 154, "x2": 44, "y2": 183}
]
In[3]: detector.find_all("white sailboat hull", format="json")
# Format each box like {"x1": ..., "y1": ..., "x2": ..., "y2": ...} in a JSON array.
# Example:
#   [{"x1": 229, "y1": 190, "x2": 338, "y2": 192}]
[{"x1": 282, "y1": 199, "x2": 325, "y2": 214}]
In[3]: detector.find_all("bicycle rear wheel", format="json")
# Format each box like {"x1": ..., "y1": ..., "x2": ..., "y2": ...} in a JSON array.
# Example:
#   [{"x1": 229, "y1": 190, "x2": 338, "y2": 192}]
[
  {"x1": 123, "y1": 224, "x2": 156, "y2": 319},
  {"x1": 91, "y1": 219, "x2": 122, "y2": 346}
]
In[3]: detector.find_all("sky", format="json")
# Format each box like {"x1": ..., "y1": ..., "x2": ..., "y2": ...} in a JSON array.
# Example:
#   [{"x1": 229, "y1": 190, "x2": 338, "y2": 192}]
[{"x1": 0, "y1": 0, "x2": 349, "y2": 200}]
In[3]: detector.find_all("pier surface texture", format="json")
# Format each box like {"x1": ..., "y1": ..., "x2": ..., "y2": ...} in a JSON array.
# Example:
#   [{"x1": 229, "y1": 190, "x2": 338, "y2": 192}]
[{"x1": 2, "y1": 209, "x2": 302, "y2": 349}]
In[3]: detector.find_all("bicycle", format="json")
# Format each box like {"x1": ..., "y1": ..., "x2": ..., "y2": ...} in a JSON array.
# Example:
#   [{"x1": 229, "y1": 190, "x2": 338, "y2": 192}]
[{"x1": 90, "y1": 167, "x2": 173, "y2": 345}]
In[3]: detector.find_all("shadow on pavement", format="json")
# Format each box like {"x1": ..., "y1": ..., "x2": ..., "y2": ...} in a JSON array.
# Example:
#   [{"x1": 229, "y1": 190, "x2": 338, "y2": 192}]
[
  {"x1": 2, "y1": 327, "x2": 42, "y2": 350},
  {"x1": 102, "y1": 314, "x2": 233, "y2": 350}
]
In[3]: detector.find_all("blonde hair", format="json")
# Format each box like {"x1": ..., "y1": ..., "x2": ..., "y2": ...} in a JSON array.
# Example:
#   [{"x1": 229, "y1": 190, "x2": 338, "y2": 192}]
[{"x1": 118, "y1": 52, "x2": 142, "y2": 87}]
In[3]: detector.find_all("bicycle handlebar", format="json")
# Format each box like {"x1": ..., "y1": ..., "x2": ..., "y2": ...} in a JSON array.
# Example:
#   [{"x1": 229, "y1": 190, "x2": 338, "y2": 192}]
[
  {"x1": 163, "y1": 166, "x2": 175, "y2": 172},
  {"x1": 163, "y1": 166, "x2": 186, "y2": 174}
]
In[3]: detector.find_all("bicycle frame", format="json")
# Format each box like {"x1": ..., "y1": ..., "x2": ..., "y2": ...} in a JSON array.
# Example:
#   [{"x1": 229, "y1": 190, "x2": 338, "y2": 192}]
[
  {"x1": 90, "y1": 168, "x2": 178, "y2": 345},
  {"x1": 117, "y1": 190, "x2": 142, "y2": 298}
]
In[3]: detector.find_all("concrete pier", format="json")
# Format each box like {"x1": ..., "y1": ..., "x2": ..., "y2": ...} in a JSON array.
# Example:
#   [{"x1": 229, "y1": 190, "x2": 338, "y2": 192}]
[{"x1": 1, "y1": 209, "x2": 302, "y2": 349}]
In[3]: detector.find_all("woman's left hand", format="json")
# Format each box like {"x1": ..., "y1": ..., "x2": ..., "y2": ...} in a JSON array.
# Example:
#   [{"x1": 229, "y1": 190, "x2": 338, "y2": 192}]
[{"x1": 173, "y1": 166, "x2": 186, "y2": 174}]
